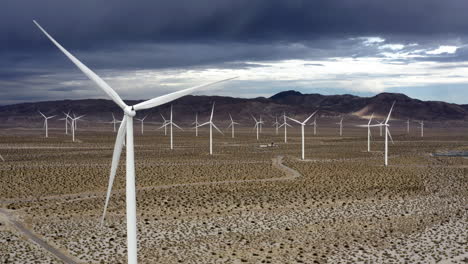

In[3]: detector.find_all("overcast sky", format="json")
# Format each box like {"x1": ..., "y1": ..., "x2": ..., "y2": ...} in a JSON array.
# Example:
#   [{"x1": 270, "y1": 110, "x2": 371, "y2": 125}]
[{"x1": 2, "y1": 0, "x2": 468, "y2": 105}]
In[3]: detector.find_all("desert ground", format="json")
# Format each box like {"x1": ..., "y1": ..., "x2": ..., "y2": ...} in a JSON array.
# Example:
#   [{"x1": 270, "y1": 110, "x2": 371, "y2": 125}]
[{"x1": 0, "y1": 122, "x2": 466, "y2": 263}]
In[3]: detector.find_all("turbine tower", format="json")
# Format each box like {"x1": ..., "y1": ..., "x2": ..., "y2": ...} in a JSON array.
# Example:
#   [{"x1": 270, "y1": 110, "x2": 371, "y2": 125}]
[
  {"x1": 417, "y1": 120, "x2": 424, "y2": 137},
  {"x1": 34, "y1": 20, "x2": 235, "y2": 264},
  {"x1": 279, "y1": 113, "x2": 292, "y2": 143},
  {"x1": 58, "y1": 111, "x2": 71, "y2": 135},
  {"x1": 336, "y1": 117, "x2": 343, "y2": 136},
  {"x1": 370, "y1": 102, "x2": 395, "y2": 166},
  {"x1": 406, "y1": 119, "x2": 410, "y2": 134},
  {"x1": 159, "y1": 106, "x2": 182, "y2": 149},
  {"x1": 357, "y1": 113, "x2": 374, "y2": 152},
  {"x1": 227, "y1": 114, "x2": 239, "y2": 138},
  {"x1": 252, "y1": 115, "x2": 264, "y2": 141},
  {"x1": 287, "y1": 111, "x2": 317, "y2": 160},
  {"x1": 198, "y1": 103, "x2": 224, "y2": 155},
  {"x1": 192, "y1": 113, "x2": 200, "y2": 137},
  {"x1": 39, "y1": 111, "x2": 56, "y2": 138},
  {"x1": 310, "y1": 116, "x2": 318, "y2": 135},
  {"x1": 135, "y1": 115, "x2": 148, "y2": 135},
  {"x1": 272, "y1": 116, "x2": 280, "y2": 135}
]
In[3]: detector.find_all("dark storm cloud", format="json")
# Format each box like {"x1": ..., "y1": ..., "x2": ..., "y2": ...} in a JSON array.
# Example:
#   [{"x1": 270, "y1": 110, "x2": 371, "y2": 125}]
[{"x1": 3, "y1": 0, "x2": 468, "y2": 104}]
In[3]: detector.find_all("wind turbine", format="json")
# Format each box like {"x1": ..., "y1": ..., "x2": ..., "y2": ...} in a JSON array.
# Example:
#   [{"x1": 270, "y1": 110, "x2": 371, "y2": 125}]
[
  {"x1": 272, "y1": 116, "x2": 280, "y2": 135},
  {"x1": 279, "y1": 113, "x2": 292, "y2": 143},
  {"x1": 370, "y1": 102, "x2": 395, "y2": 166},
  {"x1": 192, "y1": 113, "x2": 200, "y2": 136},
  {"x1": 198, "y1": 103, "x2": 224, "y2": 155},
  {"x1": 227, "y1": 114, "x2": 239, "y2": 138},
  {"x1": 336, "y1": 117, "x2": 343, "y2": 136},
  {"x1": 67, "y1": 113, "x2": 84, "y2": 142},
  {"x1": 135, "y1": 115, "x2": 148, "y2": 135},
  {"x1": 34, "y1": 20, "x2": 235, "y2": 264},
  {"x1": 252, "y1": 115, "x2": 264, "y2": 141},
  {"x1": 109, "y1": 113, "x2": 122, "y2": 132},
  {"x1": 356, "y1": 113, "x2": 374, "y2": 152},
  {"x1": 406, "y1": 119, "x2": 410, "y2": 134},
  {"x1": 39, "y1": 111, "x2": 56, "y2": 138},
  {"x1": 159, "y1": 106, "x2": 182, "y2": 149},
  {"x1": 377, "y1": 120, "x2": 384, "y2": 136},
  {"x1": 58, "y1": 111, "x2": 71, "y2": 134},
  {"x1": 310, "y1": 116, "x2": 318, "y2": 135},
  {"x1": 287, "y1": 111, "x2": 317, "y2": 160},
  {"x1": 417, "y1": 120, "x2": 424, "y2": 137},
  {"x1": 159, "y1": 113, "x2": 169, "y2": 136}
]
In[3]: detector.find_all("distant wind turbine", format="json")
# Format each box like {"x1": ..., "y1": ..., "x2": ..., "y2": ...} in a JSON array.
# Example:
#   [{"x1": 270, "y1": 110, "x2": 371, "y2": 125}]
[
  {"x1": 35, "y1": 18, "x2": 235, "y2": 264},
  {"x1": 227, "y1": 114, "x2": 239, "y2": 138},
  {"x1": 198, "y1": 103, "x2": 224, "y2": 155},
  {"x1": 159, "y1": 106, "x2": 183, "y2": 149},
  {"x1": 252, "y1": 115, "x2": 264, "y2": 141},
  {"x1": 39, "y1": 111, "x2": 56, "y2": 138},
  {"x1": 370, "y1": 102, "x2": 395, "y2": 166},
  {"x1": 58, "y1": 111, "x2": 71, "y2": 135},
  {"x1": 310, "y1": 116, "x2": 318, "y2": 135},
  {"x1": 377, "y1": 120, "x2": 384, "y2": 136},
  {"x1": 406, "y1": 119, "x2": 410, "y2": 134},
  {"x1": 287, "y1": 111, "x2": 318, "y2": 160},
  {"x1": 109, "y1": 113, "x2": 122, "y2": 132},
  {"x1": 417, "y1": 120, "x2": 424, "y2": 137},
  {"x1": 192, "y1": 113, "x2": 200, "y2": 137},
  {"x1": 159, "y1": 113, "x2": 169, "y2": 136},
  {"x1": 356, "y1": 113, "x2": 374, "y2": 152},
  {"x1": 279, "y1": 113, "x2": 292, "y2": 143},
  {"x1": 135, "y1": 115, "x2": 148, "y2": 135},
  {"x1": 272, "y1": 116, "x2": 280, "y2": 135},
  {"x1": 337, "y1": 117, "x2": 343, "y2": 136}
]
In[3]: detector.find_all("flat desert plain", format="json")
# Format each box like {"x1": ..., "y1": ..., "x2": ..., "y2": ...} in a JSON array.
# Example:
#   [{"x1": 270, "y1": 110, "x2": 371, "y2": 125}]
[{"x1": 0, "y1": 125, "x2": 466, "y2": 263}]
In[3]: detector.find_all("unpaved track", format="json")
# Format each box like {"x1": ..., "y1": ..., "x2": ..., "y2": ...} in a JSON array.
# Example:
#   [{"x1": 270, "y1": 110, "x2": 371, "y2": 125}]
[
  {"x1": 0, "y1": 208, "x2": 81, "y2": 264},
  {"x1": 1, "y1": 155, "x2": 301, "y2": 205}
]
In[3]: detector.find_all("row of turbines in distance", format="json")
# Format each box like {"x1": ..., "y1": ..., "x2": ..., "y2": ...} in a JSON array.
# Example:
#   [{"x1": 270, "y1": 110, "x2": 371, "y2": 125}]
[{"x1": 37, "y1": 100, "x2": 425, "y2": 165}]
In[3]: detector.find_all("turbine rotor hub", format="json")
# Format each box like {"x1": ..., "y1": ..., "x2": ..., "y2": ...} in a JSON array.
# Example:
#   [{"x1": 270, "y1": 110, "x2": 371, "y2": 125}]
[{"x1": 124, "y1": 106, "x2": 136, "y2": 117}]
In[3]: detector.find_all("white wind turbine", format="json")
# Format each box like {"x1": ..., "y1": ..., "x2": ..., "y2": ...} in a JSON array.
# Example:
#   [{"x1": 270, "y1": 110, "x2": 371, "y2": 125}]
[
  {"x1": 272, "y1": 116, "x2": 280, "y2": 135},
  {"x1": 356, "y1": 113, "x2": 374, "y2": 152},
  {"x1": 198, "y1": 103, "x2": 224, "y2": 155},
  {"x1": 336, "y1": 117, "x2": 343, "y2": 136},
  {"x1": 135, "y1": 115, "x2": 148, "y2": 135},
  {"x1": 192, "y1": 113, "x2": 200, "y2": 136},
  {"x1": 227, "y1": 114, "x2": 239, "y2": 138},
  {"x1": 159, "y1": 106, "x2": 183, "y2": 150},
  {"x1": 417, "y1": 120, "x2": 424, "y2": 137},
  {"x1": 58, "y1": 111, "x2": 71, "y2": 135},
  {"x1": 310, "y1": 116, "x2": 318, "y2": 135},
  {"x1": 252, "y1": 115, "x2": 264, "y2": 141},
  {"x1": 39, "y1": 111, "x2": 56, "y2": 138},
  {"x1": 66, "y1": 113, "x2": 84, "y2": 142},
  {"x1": 369, "y1": 102, "x2": 395, "y2": 166},
  {"x1": 287, "y1": 111, "x2": 317, "y2": 160},
  {"x1": 279, "y1": 113, "x2": 292, "y2": 143},
  {"x1": 34, "y1": 20, "x2": 235, "y2": 264},
  {"x1": 377, "y1": 120, "x2": 384, "y2": 136},
  {"x1": 159, "y1": 113, "x2": 169, "y2": 136},
  {"x1": 406, "y1": 119, "x2": 410, "y2": 134},
  {"x1": 109, "y1": 113, "x2": 122, "y2": 132}
]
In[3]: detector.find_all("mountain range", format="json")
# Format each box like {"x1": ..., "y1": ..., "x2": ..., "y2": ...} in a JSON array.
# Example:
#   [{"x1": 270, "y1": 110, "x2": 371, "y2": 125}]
[{"x1": 0, "y1": 91, "x2": 466, "y2": 128}]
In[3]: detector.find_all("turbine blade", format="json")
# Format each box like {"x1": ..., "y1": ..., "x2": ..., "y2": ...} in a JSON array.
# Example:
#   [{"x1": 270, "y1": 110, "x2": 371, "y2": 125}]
[
  {"x1": 251, "y1": 115, "x2": 258, "y2": 123},
  {"x1": 385, "y1": 101, "x2": 396, "y2": 124},
  {"x1": 173, "y1": 123, "x2": 183, "y2": 130},
  {"x1": 38, "y1": 111, "x2": 46, "y2": 118},
  {"x1": 368, "y1": 113, "x2": 374, "y2": 125},
  {"x1": 287, "y1": 117, "x2": 301, "y2": 124},
  {"x1": 210, "y1": 103, "x2": 215, "y2": 121},
  {"x1": 133, "y1": 78, "x2": 237, "y2": 111},
  {"x1": 197, "y1": 122, "x2": 210, "y2": 127},
  {"x1": 212, "y1": 123, "x2": 224, "y2": 135},
  {"x1": 303, "y1": 111, "x2": 318, "y2": 123},
  {"x1": 101, "y1": 116, "x2": 127, "y2": 225},
  {"x1": 388, "y1": 128, "x2": 395, "y2": 144},
  {"x1": 33, "y1": 20, "x2": 128, "y2": 111}
]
